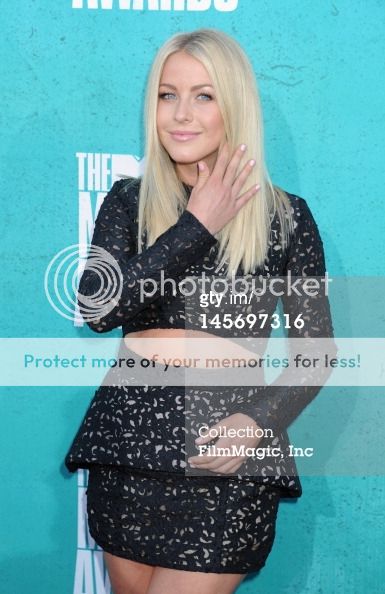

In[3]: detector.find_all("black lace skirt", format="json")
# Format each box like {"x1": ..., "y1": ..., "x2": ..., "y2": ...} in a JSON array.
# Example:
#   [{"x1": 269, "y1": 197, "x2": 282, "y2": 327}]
[{"x1": 86, "y1": 463, "x2": 281, "y2": 574}]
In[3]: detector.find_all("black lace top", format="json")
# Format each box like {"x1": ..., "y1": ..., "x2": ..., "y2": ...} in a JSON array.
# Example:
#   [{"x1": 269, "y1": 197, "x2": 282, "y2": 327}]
[
  {"x1": 76, "y1": 177, "x2": 335, "y2": 434},
  {"x1": 66, "y1": 177, "x2": 336, "y2": 497}
]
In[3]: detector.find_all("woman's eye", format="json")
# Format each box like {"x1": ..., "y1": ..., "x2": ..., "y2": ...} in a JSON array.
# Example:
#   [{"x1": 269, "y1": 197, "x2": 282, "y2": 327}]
[{"x1": 158, "y1": 92, "x2": 213, "y2": 101}]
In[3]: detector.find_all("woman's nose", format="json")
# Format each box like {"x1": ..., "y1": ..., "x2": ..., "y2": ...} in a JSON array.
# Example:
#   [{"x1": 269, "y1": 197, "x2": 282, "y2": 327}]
[{"x1": 174, "y1": 98, "x2": 193, "y2": 122}]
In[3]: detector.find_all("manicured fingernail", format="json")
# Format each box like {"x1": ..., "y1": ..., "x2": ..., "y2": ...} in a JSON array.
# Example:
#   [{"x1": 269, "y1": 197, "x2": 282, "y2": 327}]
[
  {"x1": 240, "y1": 144, "x2": 247, "y2": 151},
  {"x1": 255, "y1": 184, "x2": 261, "y2": 190},
  {"x1": 249, "y1": 159, "x2": 256, "y2": 167}
]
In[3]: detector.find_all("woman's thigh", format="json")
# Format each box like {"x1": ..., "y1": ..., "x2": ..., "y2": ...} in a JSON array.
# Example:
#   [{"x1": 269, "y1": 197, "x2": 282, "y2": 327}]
[
  {"x1": 147, "y1": 567, "x2": 246, "y2": 594},
  {"x1": 103, "y1": 554, "x2": 245, "y2": 594},
  {"x1": 103, "y1": 551, "x2": 155, "y2": 594}
]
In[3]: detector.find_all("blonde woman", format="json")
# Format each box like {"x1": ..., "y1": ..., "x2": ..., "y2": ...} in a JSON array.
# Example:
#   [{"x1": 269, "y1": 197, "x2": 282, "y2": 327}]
[{"x1": 65, "y1": 28, "x2": 335, "y2": 594}]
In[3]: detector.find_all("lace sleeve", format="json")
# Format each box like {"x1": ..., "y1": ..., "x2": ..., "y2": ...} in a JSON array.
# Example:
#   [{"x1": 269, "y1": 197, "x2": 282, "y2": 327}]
[
  {"x1": 236, "y1": 196, "x2": 337, "y2": 433},
  {"x1": 77, "y1": 179, "x2": 218, "y2": 333}
]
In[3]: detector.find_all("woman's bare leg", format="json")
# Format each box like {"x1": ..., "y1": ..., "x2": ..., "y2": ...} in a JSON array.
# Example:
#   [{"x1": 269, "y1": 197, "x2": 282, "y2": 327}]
[
  {"x1": 146, "y1": 567, "x2": 246, "y2": 594},
  {"x1": 103, "y1": 551, "x2": 155, "y2": 594}
]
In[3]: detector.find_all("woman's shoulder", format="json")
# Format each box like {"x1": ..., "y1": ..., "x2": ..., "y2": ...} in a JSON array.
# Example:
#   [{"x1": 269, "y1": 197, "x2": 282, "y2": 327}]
[
  {"x1": 273, "y1": 188, "x2": 326, "y2": 271},
  {"x1": 275, "y1": 187, "x2": 309, "y2": 213},
  {"x1": 113, "y1": 175, "x2": 141, "y2": 197},
  {"x1": 274, "y1": 187, "x2": 319, "y2": 233},
  {"x1": 108, "y1": 176, "x2": 142, "y2": 219}
]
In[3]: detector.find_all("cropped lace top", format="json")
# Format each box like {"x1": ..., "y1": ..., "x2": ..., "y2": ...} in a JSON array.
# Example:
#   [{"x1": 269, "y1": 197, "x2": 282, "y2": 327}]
[{"x1": 77, "y1": 176, "x2": 336, "y2": 434}]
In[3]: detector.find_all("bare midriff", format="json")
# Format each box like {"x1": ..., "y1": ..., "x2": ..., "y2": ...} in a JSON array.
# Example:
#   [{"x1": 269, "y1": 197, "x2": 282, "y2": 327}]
[{"x1": 123, "y1": 328, "x2": 259, "y2": 368}]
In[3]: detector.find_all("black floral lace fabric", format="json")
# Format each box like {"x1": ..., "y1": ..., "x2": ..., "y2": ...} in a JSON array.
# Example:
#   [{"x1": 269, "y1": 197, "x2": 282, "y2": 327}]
[
  {"x1": 65, "y1": 177, "x2": 336, "y2": 498},
  {"x1": 86, "y1": 464, "x2": 281, "y2": 573}
]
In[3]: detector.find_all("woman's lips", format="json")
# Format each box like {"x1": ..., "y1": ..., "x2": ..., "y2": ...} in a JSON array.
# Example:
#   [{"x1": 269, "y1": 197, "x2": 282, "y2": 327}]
[{"x1": 169, "y1": 132, "x2": 201, "y2": 141}]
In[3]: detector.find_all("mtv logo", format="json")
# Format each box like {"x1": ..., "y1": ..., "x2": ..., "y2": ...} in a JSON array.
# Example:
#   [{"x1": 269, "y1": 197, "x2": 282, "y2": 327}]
[{"x1": 111, "y1": 154, "x2": 145, "y2": 180}]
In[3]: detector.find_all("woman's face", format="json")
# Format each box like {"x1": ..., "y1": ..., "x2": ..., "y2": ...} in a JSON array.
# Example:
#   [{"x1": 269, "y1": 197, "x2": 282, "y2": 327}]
[{"x1": 156, "y1": 50, "x2": 226, "y2": 186}]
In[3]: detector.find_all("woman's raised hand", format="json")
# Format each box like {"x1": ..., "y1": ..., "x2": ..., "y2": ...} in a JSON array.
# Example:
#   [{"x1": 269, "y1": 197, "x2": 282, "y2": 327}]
[{"x1": 185, "y1": 142, "x2": 260, "y2": 236}]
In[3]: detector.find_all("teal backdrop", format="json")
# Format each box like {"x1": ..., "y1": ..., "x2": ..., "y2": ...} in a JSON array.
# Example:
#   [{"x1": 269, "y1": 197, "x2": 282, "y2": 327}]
[{"x1": 1, "y1": 1, "x2": 384, "y2": 593}]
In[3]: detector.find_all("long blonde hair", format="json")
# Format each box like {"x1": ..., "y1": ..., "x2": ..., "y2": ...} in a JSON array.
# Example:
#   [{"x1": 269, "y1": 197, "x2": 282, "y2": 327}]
[{"x1": 137, "y1": 28, "x2": 294, "y2": 277}]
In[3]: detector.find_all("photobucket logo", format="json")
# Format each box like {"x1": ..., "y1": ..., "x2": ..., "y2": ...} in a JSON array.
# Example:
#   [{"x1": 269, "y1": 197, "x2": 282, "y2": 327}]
[
  {"x1": 44, "y1": 244, "x2": 123, "y2": 322},
  {"x1": 139, "y1": 270, "x2": 332, "y2": 302}
]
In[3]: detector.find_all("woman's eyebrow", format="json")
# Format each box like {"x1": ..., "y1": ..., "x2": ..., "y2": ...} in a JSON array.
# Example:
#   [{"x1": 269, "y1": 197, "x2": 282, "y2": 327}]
[{"x1": 159, "y1": 83, "x2": 213, "y2": 90}]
